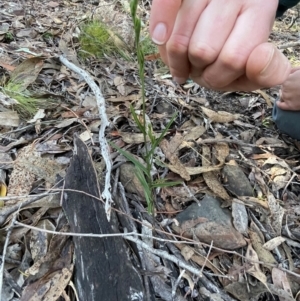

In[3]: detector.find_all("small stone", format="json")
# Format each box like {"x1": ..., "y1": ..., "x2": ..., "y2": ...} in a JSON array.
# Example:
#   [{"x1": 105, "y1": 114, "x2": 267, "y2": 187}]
[
  {"x1": 119, "y1": 163, "x2": 145, "y2": 198},
  {"x1": 223, "y1": 164, "x2": 253, "y2": 196},
  {"x1": 173, "y1": 195, "x2": 246, "y2": 250}
]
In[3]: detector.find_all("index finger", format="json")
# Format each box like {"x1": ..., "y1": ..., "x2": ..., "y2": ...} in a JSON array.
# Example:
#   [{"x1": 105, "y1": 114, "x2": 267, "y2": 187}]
[{"x1": 150, "y1": 0, "x2": 182, "y2": 45}]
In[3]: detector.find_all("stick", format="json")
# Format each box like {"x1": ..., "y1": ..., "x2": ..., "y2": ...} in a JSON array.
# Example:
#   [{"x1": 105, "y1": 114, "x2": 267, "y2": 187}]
[
  {"x1": 59, "y1": 55, "x2": 113, "y2": 220},
  {"x1": 0, "y1": 215, "x2": 17, "y2": 301}
]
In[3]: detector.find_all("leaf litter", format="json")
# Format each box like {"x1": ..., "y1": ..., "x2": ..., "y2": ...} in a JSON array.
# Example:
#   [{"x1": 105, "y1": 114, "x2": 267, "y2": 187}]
[{"x1": 0, "y1": 0, "x2": 299, "y2": 300}]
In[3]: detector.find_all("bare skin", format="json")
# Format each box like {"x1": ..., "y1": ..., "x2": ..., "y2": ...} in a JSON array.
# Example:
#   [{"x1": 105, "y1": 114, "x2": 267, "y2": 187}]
[
  {"x1": 149, "y1": 0, "x2": 291, "y2": 91},
  {"x1": 277, "y1": 67, "x2": 300, "y2": 111}
]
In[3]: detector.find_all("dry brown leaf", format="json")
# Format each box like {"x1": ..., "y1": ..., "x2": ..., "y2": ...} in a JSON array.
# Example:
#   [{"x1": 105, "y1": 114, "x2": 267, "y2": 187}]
[
  {"x1": 10, "y1": 57, "x2": 44, "y2": 91},
  {"x1": 238, "y1": 196, "x2": 269, "y2": 209},
  {"x1": 203, "y1": 172, "x2": 231, "y2": 201},
  {"x1": 267, "y1": 194, "x2": 285, "y2": 236},
  {"x1": 26, "y1": 267, "x2": 73, "y2": 301},
  {"x1": 213, "y1": 142, "x2": 229, "y2": 165},
  {"x1": 272, "y1": 267, "x2": 293, "y2": 301},
  {"x1": 179, "y1": 217, "x2": 208, "y2": 235},
  {"x1": 246, "y1": 243, "x2": 270, "y2": 292},
  {"x1": 185, "y1": 165, "x2": 222, "y2": 175},
  {"x1": 176, "y1": 244, "x2": 223, "y2": 275},
  {"x1": 202, "y1": 145, "x2": 230, "y2": 201},
  {"x1": 181, "y1": 245, "x2": 195, "y2": 261},
  {"x1": 183, "y1": 125, "x2": 206, "y2": 141},
  {"x1": 120, "y1": 131, "x2": 163, "y2": 144},
  {"x1": 249, "y1": 167, "x2": 269, "y2": 196},
  {"x1": 256, "y1": 137, "x2": 287, "y2": 148},
  {"x1": 160, "y1": 139, "x2": 191, "y2": 181},
  {"x1": 251, "y1": 153, "x2": 274, "y2": 160},
  {"x1": 249, "y1": 228, "x2": 277, "y2": 266},
  {"x1": 7, "y1": 145, "x2": 64, "y2": 203},
  {"x1": 255, "y1": 89, "x2": 273, "y2": 108},
  {"x1": 263, "y1": 156, "x2": 290, "y2": 169},
  {"x1": 168, "y1": 132, "x2": 184, "y2": 154},
  {"x1": 10, "y1": 207, "x2": 49, "y2": 244},
  {"x1": 0, "y1": 111, "x2": 19, "y2": 127},
  {"x1": 201, "y1": 106, "x2": 240, "y2": 123},
  {"x1": 232, "y1": 200, "x2": 248, "y2": 235},
  {"x1": 166, "y1": 163, "x2": 191, "y2": 181},
  {"x1": 263, "y1": 237, "x2": 286, "y2": 251},
  {"x1": 107, "y1": 94, "x2": 140, "y2": 103},
  {"x1": 30, "y1": 219, "x2": 55, "y2": 261}
]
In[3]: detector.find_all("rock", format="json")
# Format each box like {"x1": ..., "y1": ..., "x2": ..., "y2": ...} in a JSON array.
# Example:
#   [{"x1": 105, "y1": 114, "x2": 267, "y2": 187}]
[
  {"x1": 119, "y1": 163, "x2": 145, "y2": 198},
  {"x1": 223, "y1": 164, "x2": 253, "y2": 196},
  {"x1": 172, "y1": 195, "x2": 246, "y2": 250}
]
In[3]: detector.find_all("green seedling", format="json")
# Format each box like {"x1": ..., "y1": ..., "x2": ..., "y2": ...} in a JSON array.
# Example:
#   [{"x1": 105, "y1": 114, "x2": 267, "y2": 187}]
[
  {"x1": 4, "y1": 32, "x2": 14, "y2": 42},
  {"x1": 111, "y1": 0, "x2": 180, "y2": 214},
  {"x1": 42, "y1": 32, "x2": 53, "y2": 40},
  {"x1": 262, "y1": 116, "x2": 272, "y2": 128}
]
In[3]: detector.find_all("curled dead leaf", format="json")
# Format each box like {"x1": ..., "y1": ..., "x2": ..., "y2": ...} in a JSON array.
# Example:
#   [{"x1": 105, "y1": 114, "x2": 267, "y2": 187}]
[
  {"x1": 263, "y1": 236, "x2": 286, "y2": 251},
  {"x1": 201, "y1": 107, "x2": 240, "y2": 123}
]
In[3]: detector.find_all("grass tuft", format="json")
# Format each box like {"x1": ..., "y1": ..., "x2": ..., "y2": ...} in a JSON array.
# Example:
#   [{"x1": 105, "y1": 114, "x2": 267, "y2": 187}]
[
  {"x1": 78, "y1": 20, "x2": 130, "y2": 59},
  {"x1": 3, "y1": 82, "x2": 44, "y2": 118}
]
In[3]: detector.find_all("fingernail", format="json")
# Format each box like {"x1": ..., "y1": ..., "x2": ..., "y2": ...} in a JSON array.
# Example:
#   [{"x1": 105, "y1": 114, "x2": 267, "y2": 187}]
[
  {"x1": 152, "y1": 23, "x2": 167, "y2": 45},
  {"x1": 173, "y1": 77, "x2": 186, "y2": 84}
]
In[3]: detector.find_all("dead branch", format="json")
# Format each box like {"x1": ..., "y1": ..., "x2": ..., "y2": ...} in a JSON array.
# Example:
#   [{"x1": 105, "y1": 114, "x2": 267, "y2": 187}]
[
  {"x1": 59, "y1": 55, "x2": 113, "y2": 220},
  {"x1": 0, "y1": 215, "x2": 17, "y2": 301},
  {"x1": 278, "y1": 41, "x2": 300, "y2": 50},
  {"x1": 0, "y1": 192, "x2": 59, "y2": 226}
]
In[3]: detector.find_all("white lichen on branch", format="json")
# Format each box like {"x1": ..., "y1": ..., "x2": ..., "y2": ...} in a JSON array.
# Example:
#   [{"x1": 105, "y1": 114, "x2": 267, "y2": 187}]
[{"x1": 59, "y1": 55, "x2": 113, "y2": 220}]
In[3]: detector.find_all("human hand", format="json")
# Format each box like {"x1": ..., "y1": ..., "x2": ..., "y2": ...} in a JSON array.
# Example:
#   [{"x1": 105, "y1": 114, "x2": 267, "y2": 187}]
[
  {"x1": 150, "y1": 0, "x2": 291, "y2": 91},
  {"x1": 277, "y1": 67, "x2": 300, "y2": 110}
]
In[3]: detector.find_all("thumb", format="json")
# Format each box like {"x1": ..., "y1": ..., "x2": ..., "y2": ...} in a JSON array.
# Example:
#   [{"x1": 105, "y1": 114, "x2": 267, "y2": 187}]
[
  {"x1": 290, "y1": 66, "x2": 300, "y2": 74},
  {"x1": 150, "y1": 0, "x2": 181, "y2": 45},
  {"x1": 246, "y1": 43, "x2": 291, "y2": 87}
]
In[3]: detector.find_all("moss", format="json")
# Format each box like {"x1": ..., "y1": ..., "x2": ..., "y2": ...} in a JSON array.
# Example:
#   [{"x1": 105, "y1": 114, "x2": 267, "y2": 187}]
[{"x1": 78, "y1": 20, "x2": 130, "y2": 59}]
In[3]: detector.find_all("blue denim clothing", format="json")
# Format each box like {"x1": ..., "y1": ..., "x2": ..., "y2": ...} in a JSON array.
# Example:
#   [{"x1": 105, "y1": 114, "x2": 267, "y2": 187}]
[
  {"x1": 273, "y1": 1, "x2": 300, "y2": 140},
  {"x1": 273, "y1": 102, "x2": 300, "y2": 140}
]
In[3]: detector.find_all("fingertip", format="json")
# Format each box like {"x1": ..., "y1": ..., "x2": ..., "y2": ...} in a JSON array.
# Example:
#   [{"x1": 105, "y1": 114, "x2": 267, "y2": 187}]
[
  {"x1": 150, "y1": 0, "x2": 181, "y2": 45},
  {"x1": 151, "y1": 23, "x2": 168, "y2": 45}
]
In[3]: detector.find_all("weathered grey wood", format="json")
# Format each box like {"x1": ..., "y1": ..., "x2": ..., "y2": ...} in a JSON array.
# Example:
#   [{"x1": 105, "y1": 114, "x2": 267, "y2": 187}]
[{"x1": 63, "y1": 135, "x2": 145, "y2": 301}]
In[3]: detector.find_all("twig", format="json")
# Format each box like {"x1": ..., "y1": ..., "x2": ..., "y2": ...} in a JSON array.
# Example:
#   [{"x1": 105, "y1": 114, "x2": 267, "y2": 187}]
[
  {"x1": 0, "y1": 214, "x2": 17, "y2": 301},
  {"x1": 14, "y1": 221, "x2": 202, "y2": 277},
  {"x1": 172, "y1": 269, "x2": 185, "y2": 299},
  {"x1": 60, "y1": 105, "x2": 95, "y2": 145},
  {"x1": 0, "y1": 191, "x2": 54, "y2": 202},
  {"x1": 59, "y1": 55, "x2": 113, "y2": 220},
  {"x1": 125, "y1": 235, "x2": 203, "y2": 277},
  {"x1": 200, "y1": 240, "x2": 213, "y2": 275},
  {"x1": 0, "y1": 192, "x2": 59, "y2": 226},
  {"x1": 14, "y1": 219, "x2": 300, "y2": 279},
  {"x1": 49, "y1": 187, "x2": 300, "y2": 277},
  {"x1": 182, "y1": 182, "x2": 201, "y2": 205},
  {"x1": 282, "y1": 172, "x2": 297, "y2": 197},
  {"x1": 278, "y1": 41, "x2": 300, "y2": 49}
]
